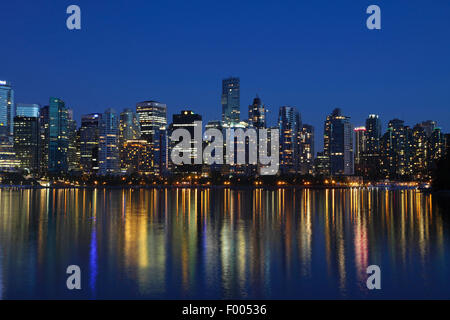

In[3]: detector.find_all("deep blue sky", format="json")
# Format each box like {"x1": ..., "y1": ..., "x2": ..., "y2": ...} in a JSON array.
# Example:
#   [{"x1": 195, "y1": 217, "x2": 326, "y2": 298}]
[{"x1": 1, "y1": 0, "x2": 450, "y2": 151}]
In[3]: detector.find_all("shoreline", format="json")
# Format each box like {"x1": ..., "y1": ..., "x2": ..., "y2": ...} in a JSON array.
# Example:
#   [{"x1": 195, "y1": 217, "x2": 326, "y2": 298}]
[{"x1": 0, "y1": 184, "x2": 431, "y2": 191}]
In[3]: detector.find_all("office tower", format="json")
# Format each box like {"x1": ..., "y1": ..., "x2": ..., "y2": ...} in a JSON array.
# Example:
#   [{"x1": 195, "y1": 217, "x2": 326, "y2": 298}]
[
  {"x1": 314, "y1": 151, "x2": 330, "y2": 176},
  {"x1": 136, "y1": 101, "x2": 167, "y2": 175},
  {"x1": 80, "y1": 113, "x2": 101, "y2": 174},
  {"x1": 0, "y1": 138, "x2": 19, "y2": 172},
  {"x1": 221, "y1": 77, "x2": 240, "y2": 125},
  {"x1": 204, "y1": 120, "x2": 224, "y2": 173},
  {"x1": 248, "y1": 95, "x2": 266, "y2": 128},
  {"x1": 122, "y1": 140, "x2": 152, "y2": 174},
  {"x1": 169, "y1": 110, "x2": 202, "y2": 174},
  {"x1": 278, "y1": 106, "x2": 301, "y2": 174},
  {"x1": 13, "y1": 116, "x2": 40, "y2": 173},
  {"x1": 16, "y1": 103, "x2": 40, "y2": 118},
  {"x1": 429, "y1": 127, "x2": 445, "y2": 166},
  {"x1": 119, "y1": 108, "x2": 141, "y2": 143},
  {"x1": 0, "y1": 80, "x2": 15, "y2": 141},
  {"x1": 67, "y1": 110, "x2": 80, "y2": 172},
  {"x1": 47, "y1": 97, "x2": 69, "y2": 174},
  {"x1": 299, "y1": 124, "x2": 314, "y2": 175},
  {"x1": 381, "y1": 119, "x2": 409, "y2": 179},
  {"x1": 98, "y1": 108, "x2": 120, "y2": 175},
  {"x1": 324, "y1": 108, "x2": 354, "y2": 176},
  {"x1": 354, "y1": 126, "x2": 366, "y2": 175},
  {"x1": 119, "y1": 109, "x2": 141, "y2": 170},
  {"x1": 410, "y1": 124, "x2": 428, "y2": 180},
  {"x1": 361, "y1": 114, "x2": 382, "y2": 178},
  {"x1": 39, "y1": 106, "x2": 49, "y2": 174}
]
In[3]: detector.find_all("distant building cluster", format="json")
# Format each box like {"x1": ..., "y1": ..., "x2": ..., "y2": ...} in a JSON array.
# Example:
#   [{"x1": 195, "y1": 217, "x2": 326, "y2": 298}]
[{"x1": 0, "y1": 78, "x2": 447, "y2": 182}]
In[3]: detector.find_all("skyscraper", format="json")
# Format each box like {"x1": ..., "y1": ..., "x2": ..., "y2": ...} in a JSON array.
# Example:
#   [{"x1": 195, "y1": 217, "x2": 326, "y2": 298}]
[
  {"x1": 80, "y1": 113, "x2": 102, "y2": 174},
  {"x1": 67, "y1": 110, "x2": 80, "y2": 173},
  {"x1": 119, "y1": 109, "x2": 141, "y2": 171},
  {"x1": 98, "y1": 108, "x2": 120, "y2": 175},
  {"x1": 39, "y1": 106, "x2": 49, "y2": 174},
  {"x1": 354, "y1": 126, "x2": 366, "y2": 175},
  {"x1": 119, "y1": 108, "x2": 141, "y2": 143},
  {"x1": 221, "y1": 77, "x2": 240, "y2": 125},
  {"x1": 248, "y1": 95, "x2": 266, "y2": 128},
  {"x1": 381, "y1": 119, "x2": 409, "y2": 178},
  {"x1": 13, "y1": 116, "x2": 40, "y2": 173},
  {"x1": 136, "y1": 101, "x2": 167, "y2": 175},
  {"x1": 299, "y1": 124, "x2": 315, "y2": 175},
  {"x1": 361, "y1": 114, "x2": 382, "y2": 178},
  {"x1": 0, "y1": 80, "x2": 15, "y2": 141},
  {"x1": 278, "y1": 106, "x2": 301, "y2": 174},
  {"x1": 47, "y1": 97, "x2": 69, "y2": 174},
  {"x1": 16, "y1": 103, "x2": 40, "y2": 118},
  {"x1": 324, "y1": 108, "x2": 354, "y2": 176},
  {"x1": 169, "y1": 110, "x2": 202, "y2": 174}
]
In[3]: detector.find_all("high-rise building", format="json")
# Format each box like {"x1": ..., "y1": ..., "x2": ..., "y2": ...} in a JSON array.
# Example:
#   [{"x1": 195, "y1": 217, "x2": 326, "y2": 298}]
[
  {"x1": 314, "y1": 151, "x2": 330, "y2": 176},
  {"x1": 324, "y1": 108, "x2": 354, "y2": 176},
  {"x1": 119, "y1": 108, "x2": 141, "y2": 143},
  {"x1": 0, "y1": 138, "x2": 19, "y2": 172},
  {"x1": 47, "y1": 97, "x2": 69, "y2": 174},
  {"x1": 119, "y1": 109, "x2": 141, "y2": 171},
  {"x1": 410, "y1": 124, "x2": 428, "y2": 180},
  {"x1": 248, "y1": 95, "x2": 266, "y2": 128},
  {"x1": 360, "y1": 114, "x2": 382, "y2": 178},
  {"x1": 221, "y1": 77, "x2": 240, "y2": 125},
  {"x1": 0, "y1": 80, "x2": 15, "y2": 141},
  {"x1": 299, "y1": 124, "x2": 314, "y2": 175},
  {"x1": 428, "y1": 127, "x2": 445, "y2": 167},
  {"x1": 121, "y1": 140, "x2": 152, "y2": 175},
  {"x1": 380, "y1": 119, "x2": 409, "y2": 178},
  {"x1": 80, "y1": 113, "x2": 101, "y2": 174},
  {"x1": 136, "y1": 101, "x2": 167, "y2": 175},
  {"x1": 278, "y1": 106, "x2": 301, "y2": 174},
  {"x1": 13, "y1": 116, "x2": 40, "y2": 173},
  {"x1": 98, "y1": 108, "x2": 120, "y2": 175},
  {"x1": 39, "y1": 106, "x2": 49, "y2": 174},
  {"x1": 67, "y1": 110, "x2": 80, "y2": 173},
  {"x1": 354, "y1": 126, "x2": 366, "y2": 175},
  {"x1": 16, "y1": 103, "x2": 40, "y2": 118},
  {"x1": 169, "y1": 110, "x2": 202, "y2": 174}
]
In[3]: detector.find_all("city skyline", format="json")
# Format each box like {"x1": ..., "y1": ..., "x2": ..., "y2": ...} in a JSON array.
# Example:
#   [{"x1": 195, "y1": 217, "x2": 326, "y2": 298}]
[
  {"x1": 1, "y1": 75, "x2": 447, "y2": 182},
  {"x1": 1, "y1": 1, "x2": 450, "y2": 152}
]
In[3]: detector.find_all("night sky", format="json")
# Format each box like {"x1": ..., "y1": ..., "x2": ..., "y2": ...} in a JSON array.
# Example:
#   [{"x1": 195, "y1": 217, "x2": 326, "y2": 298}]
[{"x1": 1, "y1": 0, "x2": 450, "y2": 151}]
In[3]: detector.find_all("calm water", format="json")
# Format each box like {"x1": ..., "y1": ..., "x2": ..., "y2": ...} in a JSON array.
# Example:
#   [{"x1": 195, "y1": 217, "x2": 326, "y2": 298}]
[{"x1": 0, "y1": 187, "x2": 449, "y2": 299}]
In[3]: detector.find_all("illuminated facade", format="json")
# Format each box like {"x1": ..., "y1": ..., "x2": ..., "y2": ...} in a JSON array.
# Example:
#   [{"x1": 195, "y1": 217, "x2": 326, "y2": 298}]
[
  {"x1": 98, "y1": 108, "x2": 120, "y2": 175},
  {"x1": 324, "y1": 108, "x2": 354, "y2": 176},
  {"x1": 121, "y1": 139, "x2": 152, "y2": 174},
  {"x1": 354, "y1": 126, "x2": 366, "y2": 175},
  {"x1": 47, "y1": 97, "x2": 69, "y2": 174},
  {"x1": 299, "y1": 124, "x2": 314, "y2": 175},
  {"x1": 16, "y1": 103, "x2": 40, "y2": 118},
  {"x1": 80, "y1": 113, "x2": 101, "y2": 174},
  {"x1": 136, "y1": 101, "x2": 167, "y2": 175},
  {"x1": 221, "y1": 77, "x2": 240, "y2": 125},
  {"x1": 13, "y1": 116, "x2": 40, "y2": 173},
  {"x1": 248, "y1": 96, "x2": 266, "y2": 129},
  {"x1": 0, "y1": 81, "x2": 14, "y2": 142},
  {"x1": 278, "y1": 106, "x2": 301, "y2": 174},
  {"x1": 169, "y1": 110, "x2": 202, "y2": 174}
]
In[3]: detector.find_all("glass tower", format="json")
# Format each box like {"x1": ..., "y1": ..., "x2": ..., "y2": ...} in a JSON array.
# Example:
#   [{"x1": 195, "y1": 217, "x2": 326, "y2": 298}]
[
  {"x1": 221, "y1": 77, "x2": 240, "y2": 125},
  {"x1": 0, "y1": 80, "x2": 15, "y2": 141}
]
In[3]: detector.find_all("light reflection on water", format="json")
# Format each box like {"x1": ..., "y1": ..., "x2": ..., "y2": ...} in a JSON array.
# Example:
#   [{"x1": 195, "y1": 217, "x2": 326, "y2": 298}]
[{"x1": 0, "y1": 187, "x2": 449, "y2": 299}]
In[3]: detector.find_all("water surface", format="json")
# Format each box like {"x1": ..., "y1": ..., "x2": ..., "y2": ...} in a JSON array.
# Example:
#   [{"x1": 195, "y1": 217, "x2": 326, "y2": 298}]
[{"x1": 0, "y1": 187, "x2": 449, "y2": 299}]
